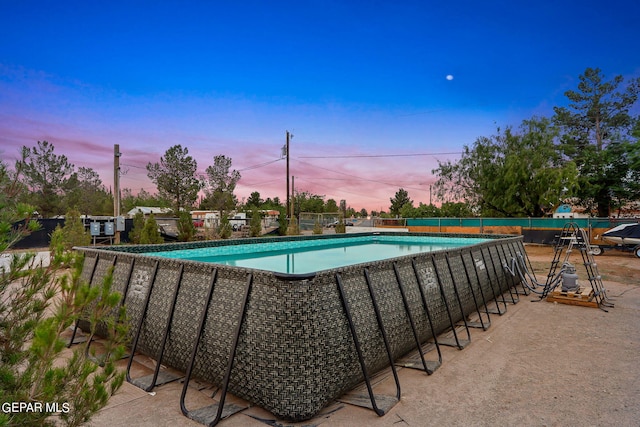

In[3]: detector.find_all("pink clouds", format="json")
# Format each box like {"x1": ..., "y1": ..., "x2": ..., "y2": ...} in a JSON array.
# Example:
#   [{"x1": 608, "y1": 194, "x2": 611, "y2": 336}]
[
  {"x1": 0, "y1": 110, "x2": 460, "y2": 211},
  {"x1": 0, "y1": 63, "x2": 474, "y2": 212}
]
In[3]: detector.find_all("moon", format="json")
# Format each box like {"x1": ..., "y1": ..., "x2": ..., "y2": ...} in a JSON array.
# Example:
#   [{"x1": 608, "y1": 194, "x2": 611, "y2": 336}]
[{"x1": 446, "y1": 74, "x2": 454, "y2": 81}]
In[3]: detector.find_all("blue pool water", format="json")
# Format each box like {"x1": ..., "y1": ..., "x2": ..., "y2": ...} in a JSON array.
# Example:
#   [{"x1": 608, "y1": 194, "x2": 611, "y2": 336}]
[{"x1": 142, "y1": 235, "x2": 490, "y2": 275}]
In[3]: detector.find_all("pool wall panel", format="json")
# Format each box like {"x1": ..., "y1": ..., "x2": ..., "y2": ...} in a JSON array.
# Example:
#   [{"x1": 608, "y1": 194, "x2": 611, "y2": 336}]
[{"x1": 76, "y1": 233, "x2": 523, "y2": 421}]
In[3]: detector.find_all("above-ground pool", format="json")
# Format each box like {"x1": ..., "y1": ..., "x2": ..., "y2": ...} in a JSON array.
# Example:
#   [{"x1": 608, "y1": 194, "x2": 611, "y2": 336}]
[
  {"x1": 140, "y1": 234, "x2": 492, "y2": 275},
  {"x1": 76, "y1": 232, "x2": 524, "y2": 424}
]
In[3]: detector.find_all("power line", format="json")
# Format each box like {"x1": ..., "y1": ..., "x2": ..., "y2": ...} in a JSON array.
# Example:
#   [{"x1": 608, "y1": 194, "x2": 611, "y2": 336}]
[
  {"x1": 294, "y1": 176, "x2": 383, "y2": 200},
  {"x1": 238, "y1": 158, "x2": 282, "y2": 172},
  {"x1": 298, "y1": 151, "x2": 462, "y2": 159},
  {"x1": 120, "y1": 163, "x2": 146, "y2": 169},
  {"x1": 296, "y1": 159, "x2": 427, "y2": 192}
]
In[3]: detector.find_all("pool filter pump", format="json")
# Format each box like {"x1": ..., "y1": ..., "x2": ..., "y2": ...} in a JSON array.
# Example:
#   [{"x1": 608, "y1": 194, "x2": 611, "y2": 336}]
[{"x1": 561, "y1": 263, "x2": 579, "y2": 292}]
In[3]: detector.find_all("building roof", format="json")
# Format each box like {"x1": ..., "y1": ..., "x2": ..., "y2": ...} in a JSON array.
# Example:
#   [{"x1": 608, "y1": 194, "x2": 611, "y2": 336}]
[{"x1": 126, "y1": 206, "x2": 172, "y2": 216}]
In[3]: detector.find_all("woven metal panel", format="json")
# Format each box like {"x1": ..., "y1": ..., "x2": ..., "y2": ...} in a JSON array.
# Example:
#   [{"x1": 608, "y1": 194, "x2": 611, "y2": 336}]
[
  {"x1": 488, "y1": 245, "x2": 507, "y2": 292},
  {"x1": 124, "y1": 259, "x2": 156, "y2": 342},
  {"x1": 446, "y1": 252, "x2": 477, "y2": 317},
  {"x1": 136, "y1": 262, "x2": 181, "y2": 357},
  {"x1": 470, "y1": 248, "x2": 496, "y2": 301},
  {"x1": 366, "y1": 264, "x2": 415, "y2": 360},
  {"x1": 80, "y1": 254, "x2": 96, "y2": 283},
  {"x1": 225, "y1": 271, "x2": 360, "y2": 421},
  {"x1": 339, "y1": 267, "x2": 388, "y2": 377},
  {"x1": 91, "y1": 256, "x2": 114, "y2": 287},
  {"x1": 461, "y1": 251, "x2": 487, "y2": 307},
  {"x1": 111, "y1": 257, "x2": 132, "y2": 297},
  {"x1": 77, "y1": 236, "x2": 525, "y2": 422},
  {"x1": 393, "y1": 258, "x2": 433, "y2": 344},
  {"x1": 412, "y1": 256, "x2": 449, "y2": 335},
  {"x1": 431, "y1": 253, "x2": 462, "y2": 321},
  {"x1": 191, "y1": 268, "x2": 248, "y2": 385},
  {"x1": 161, "y1": 264, "x2": 214, "y2": 371}
]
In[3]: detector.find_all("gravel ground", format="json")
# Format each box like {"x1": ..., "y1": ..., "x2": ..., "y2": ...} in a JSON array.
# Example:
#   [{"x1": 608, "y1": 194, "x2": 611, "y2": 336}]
[{"x1": 89, "y1": 244, "x2": 640, "y2": 427}]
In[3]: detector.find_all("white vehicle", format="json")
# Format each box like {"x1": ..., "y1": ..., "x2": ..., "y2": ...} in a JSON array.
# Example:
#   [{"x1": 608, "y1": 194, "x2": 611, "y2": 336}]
[{"x1": 592, "y1": 223, "x2": 640, "y2": 258}]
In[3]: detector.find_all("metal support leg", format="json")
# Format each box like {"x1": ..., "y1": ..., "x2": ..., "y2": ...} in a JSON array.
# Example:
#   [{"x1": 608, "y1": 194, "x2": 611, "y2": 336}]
[
  {"x1": 464, "y1": 251, "x2": 494, "y2": 322},
  {"x1": 457, "y1": 252, "x2": 490, "y2": 330},
  {"x1": 181, "y1": 271, "x2": 252, "y2": 426},
  {"x1": 67, "y1": 253, "x2": 100, "y2": 347},
  {"x1": 335, "y1": 271, "x2": 400, "y2": 416},
  {"x1": 410, "y1": 258, "x2": 443, "y2": 372},
  {"x1": 479, "y1": 248, "x2": 508, "y2": 315},
  {"x1": 125, "y1": 261, "x2": 160, "y2": 385},
  {"x1": 432, "y1": 255, "x2": 470, "y2": 349},
  {"x1": 393, "y1": 262, "x2": 440, "y2": 374},
  {"x1": 84, "y1": 256, "x2": 118, "y2": 362},
  {"x1": 129, "y1": 265, "x2": 185, "y2": 391}
]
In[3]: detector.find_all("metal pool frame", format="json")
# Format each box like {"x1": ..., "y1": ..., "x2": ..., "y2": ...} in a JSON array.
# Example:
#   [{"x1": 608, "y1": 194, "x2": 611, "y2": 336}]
[{"x1": 74, "y1": 232, "x2": 526, "y2": 425}]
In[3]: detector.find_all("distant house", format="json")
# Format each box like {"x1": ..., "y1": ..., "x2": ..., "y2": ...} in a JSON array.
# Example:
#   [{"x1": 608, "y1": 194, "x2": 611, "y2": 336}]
[
  {"x1": 126, "y1": 206, "x2": 173, "y2": 218},
  {"x1": 552, "y1": 204, "x2": 590, "y2": 219}
]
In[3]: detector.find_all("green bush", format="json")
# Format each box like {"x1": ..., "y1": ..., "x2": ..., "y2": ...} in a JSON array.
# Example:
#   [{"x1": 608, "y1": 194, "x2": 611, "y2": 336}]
[
  {"x1": 249, "y1": 209, "x2": 262, "y2": 237},
  {"x1": 177, "y1": 210, "x2": 196, "y2": 242},
  {"x1": 1, "y1": 166, "x2": 128, "y2": 426},
  {"x1": 286, "y1": 217, "x2": 300, "y2": 235},
  {"x1": 49, "y1": 209, "x2": 91, "y2": 265},
  {"x1": 218, "y1": 214, "x2": 232, "y2": 239},
  {"x1": 129, "y1": 211, "x2": 145, "y2": 244},
  {"x1": 140, "y1": 214, "x2": 164, "y2": 244},
  {"x1": 313, "y1": 220, "x2": 323, "y2": 234}
]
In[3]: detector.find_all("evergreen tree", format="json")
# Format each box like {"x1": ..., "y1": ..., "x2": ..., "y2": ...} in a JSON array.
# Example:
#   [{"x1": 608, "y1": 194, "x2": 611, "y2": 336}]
[
  {"x1": 177, "y1": 210, "x2": 196, "y2": 242},
  {"x1": 217, "y1": 214, "x2": 232, "y2": 239},
  {"x1": 129, "y1": 210, "x2": 145, "y2": 244},
  {"x1": 146, "y1": 145, "x2": 203, "y2": 213},
  {"x1": 389, "y1": 188, "x2": 412, "y2": 216},
  {"x1": 202, "y1": 155, "x2": 241, "y2": 214},
  {"x1": 17, "y1": 140, "x2": 74, "y2": 217},
  {"x1": 249, "y1": 209, "x2": 262, "y2": 237},
  {"x1": 140, "y1": 214, "x2": 163, "y2": 244},
  {"x1": 554, "y1": 68, "x2": 640, "y2": 216},
  {"x1": 1, "y1": 161, "x2": 127, "y2": 427}
]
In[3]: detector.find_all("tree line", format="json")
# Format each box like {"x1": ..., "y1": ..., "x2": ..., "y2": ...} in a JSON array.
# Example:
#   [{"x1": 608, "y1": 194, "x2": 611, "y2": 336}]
[
  {"x1": 3, "y1": 68, "x2": 638, "y2": 220},
  {"x1": 429, "y1": 68, "x2": 640, "y2": 218},
  {"x1": 1, "y1": 141, "x2": 368, "y2": 221}
]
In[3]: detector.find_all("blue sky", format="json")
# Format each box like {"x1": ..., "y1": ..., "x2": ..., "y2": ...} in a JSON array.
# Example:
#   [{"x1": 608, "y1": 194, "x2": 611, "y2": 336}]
[{"x1": 1, "y1": 1, "x2": 639, "y2": 211}]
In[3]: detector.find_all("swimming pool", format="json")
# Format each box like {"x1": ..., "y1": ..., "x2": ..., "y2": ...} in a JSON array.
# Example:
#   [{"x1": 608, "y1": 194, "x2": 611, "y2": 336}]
[
  {"x1": 76, "y1": 232, "x2": 524, "y2": 424},
  {"x1": 140, "y1": 234, "x2": 492, "y2": 274}
]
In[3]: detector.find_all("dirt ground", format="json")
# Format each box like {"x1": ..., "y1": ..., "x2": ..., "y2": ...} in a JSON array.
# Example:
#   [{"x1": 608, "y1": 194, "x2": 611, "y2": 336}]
[{"x1": 89, "y1": 244, "x2": 640, "y2": 427}]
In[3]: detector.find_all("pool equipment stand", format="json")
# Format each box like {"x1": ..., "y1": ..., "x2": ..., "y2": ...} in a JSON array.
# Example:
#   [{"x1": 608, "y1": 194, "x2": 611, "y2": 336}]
[{"x1": 545, "y1": 223, "x2": 614, "y2": 311}]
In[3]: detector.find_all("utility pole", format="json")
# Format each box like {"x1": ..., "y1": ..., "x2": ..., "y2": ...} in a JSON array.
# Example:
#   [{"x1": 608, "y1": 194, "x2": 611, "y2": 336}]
[
  {"x1": 286, "y1": 130, "x2": 291, "y2": 219},
  {"x1": 291, "y1": 175, "x2": 295, "y2": 220},
  {"x1": 114, "y1": 144, "x2": 121, "y2": 244}
]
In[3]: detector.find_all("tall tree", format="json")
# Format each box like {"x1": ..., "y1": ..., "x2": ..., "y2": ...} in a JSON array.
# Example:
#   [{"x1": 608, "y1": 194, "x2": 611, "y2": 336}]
[
  {"x1": 389, "y1": 188, "x2": 412, "y2": 216},
  {"x1": 201, "y1": 155, "x2": 241, "y2": 213},
  {"x1": 17, "y1": 140, "x2": 74, "y2": 217},
  {"x1": 553, "y1": 68, "x2": 640, "y2": 216},
  {"x1": 325, "y1": 199, "x2": 339, "y2": 213},
  {"x1": 295, "y1": 191, "x2": 325, "y2": 215},
  {"x1": 432, "y1": 117, "x2": 578, "y2": 217},
  {"x1": 146, "y1": 145, "x2": 202, "y2": 213},
  {"x1": 64, "y1": 166, "x2": 112, "y2": 215},
  {"x1": 245, "y1": 191, "x2": 263, "y2": 209}
]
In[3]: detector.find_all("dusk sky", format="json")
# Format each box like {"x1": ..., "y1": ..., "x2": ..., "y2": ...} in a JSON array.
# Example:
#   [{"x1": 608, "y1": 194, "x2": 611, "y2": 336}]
[{"x1": 2, "y1": 1, "x2": 639, "y2": 212}]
